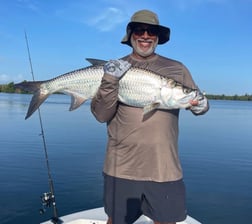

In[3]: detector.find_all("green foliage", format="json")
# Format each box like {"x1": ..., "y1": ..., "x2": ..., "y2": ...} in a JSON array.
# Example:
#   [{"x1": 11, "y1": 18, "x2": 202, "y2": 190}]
[
  {"x1": 0, "y1": 82, "x2": 29, "y2": 94},
  {"x1": 205, "y1": 94, "x2": 252, "y2": 101},
  {"x1": 0, "y1": 82, "x2": 15, "y2": 93}
]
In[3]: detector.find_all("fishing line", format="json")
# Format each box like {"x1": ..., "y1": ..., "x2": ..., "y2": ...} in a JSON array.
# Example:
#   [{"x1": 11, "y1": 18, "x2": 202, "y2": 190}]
[{"x1": 24, "y1": 30, "x2": 61, "y2": 224}]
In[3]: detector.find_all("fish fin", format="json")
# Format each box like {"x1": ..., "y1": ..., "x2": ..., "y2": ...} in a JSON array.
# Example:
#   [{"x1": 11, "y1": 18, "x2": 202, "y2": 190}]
[
  {"x1": 143, "y1": 102, "x2": 160, "y2": 115},
  {"x1": 14, "y1": 81, "x2": 48, "y2": 120},
  {"x1": 69, "y1": 94, "x2": 87, "y2": 111},
  {"x1": 26, "y1": 92, "x2": 49, "y2": 119},
  {"x1": 86, "y1": 58, "x2": 107, "y2": 66}
]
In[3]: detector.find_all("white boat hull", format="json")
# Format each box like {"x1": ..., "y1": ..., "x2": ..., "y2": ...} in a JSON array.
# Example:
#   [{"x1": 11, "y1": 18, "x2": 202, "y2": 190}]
[{"x1": 41, "y1": 207, "x2": 201, "y2": 224}]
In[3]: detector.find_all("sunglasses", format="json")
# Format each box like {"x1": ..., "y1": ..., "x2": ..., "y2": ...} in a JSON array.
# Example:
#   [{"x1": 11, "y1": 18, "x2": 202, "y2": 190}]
[{"x1": 132, "y1": 27, "x2": 159, "y2": 36}]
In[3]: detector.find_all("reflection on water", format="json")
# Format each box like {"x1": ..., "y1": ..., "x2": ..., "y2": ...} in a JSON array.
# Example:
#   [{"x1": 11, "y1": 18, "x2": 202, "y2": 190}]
[{"x1": 0, "y1": 93, "x2": 252, "y2": 224}]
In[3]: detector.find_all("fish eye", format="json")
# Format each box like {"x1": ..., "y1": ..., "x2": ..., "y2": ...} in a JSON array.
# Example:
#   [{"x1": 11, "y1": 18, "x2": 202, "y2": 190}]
[{"x1": 183, "y1": 88, "x2": 192, "y2": 94}]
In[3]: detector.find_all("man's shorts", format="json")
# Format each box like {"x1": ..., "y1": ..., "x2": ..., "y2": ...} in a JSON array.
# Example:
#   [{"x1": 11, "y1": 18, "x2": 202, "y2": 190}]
[{"x1": 103, "y1": 174, "x2": 187, "y2": 224}]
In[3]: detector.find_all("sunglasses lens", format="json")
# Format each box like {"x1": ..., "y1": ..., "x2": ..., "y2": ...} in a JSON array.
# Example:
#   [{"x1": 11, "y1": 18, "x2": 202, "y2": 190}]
[
  {"x1": 133, "y1": 27, "x2": 158, "y2": 36},
  {"x1": 133, "y1": 29, "x2": 143, "y2": 36},
  {"x1": 148, "y1": 27, "x2": 159, "y2": 36}
]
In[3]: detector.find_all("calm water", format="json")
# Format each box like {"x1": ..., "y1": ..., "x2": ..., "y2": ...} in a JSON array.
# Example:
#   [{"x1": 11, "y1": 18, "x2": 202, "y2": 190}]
[{"x1": 0, "y1": 93, "x2": 252, "y2": 224}]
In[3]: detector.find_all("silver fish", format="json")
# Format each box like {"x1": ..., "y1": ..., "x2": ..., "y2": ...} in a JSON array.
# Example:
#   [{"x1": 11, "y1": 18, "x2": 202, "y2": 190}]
[{"x1": 15, "y1": 59, "x2": 198, "y2": 119}]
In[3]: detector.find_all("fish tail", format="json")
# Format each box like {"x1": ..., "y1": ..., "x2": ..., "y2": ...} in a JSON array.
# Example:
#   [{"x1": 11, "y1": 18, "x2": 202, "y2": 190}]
[
  {"x1": 14, "y1": 81, "x2": 42, "y2": 93},
  {"x1": 15, "y1": 81, "x2": 49, "y2": 119}
]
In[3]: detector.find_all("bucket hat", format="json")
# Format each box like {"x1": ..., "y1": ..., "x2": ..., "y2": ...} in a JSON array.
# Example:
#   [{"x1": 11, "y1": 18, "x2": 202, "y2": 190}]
[{"x1": 121, "y1": 10, "x2": 170, "y2": 46}]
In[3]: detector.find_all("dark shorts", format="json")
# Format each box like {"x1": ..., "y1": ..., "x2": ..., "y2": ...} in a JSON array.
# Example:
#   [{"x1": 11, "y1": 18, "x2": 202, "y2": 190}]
[{"x1": 103, "y1": 174, "x2": 187, "y2": 224}]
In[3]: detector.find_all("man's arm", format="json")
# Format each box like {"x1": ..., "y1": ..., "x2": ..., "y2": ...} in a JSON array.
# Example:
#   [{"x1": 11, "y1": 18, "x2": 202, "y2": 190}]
[{"x1": 91, "y1": 59, "x2": 131, "y2": 122}]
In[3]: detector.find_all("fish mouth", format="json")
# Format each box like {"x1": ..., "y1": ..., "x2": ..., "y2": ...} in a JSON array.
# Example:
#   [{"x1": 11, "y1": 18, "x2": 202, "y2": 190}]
[{"x1": 178, "y1": 93, "x2": 197, "y2": 104}]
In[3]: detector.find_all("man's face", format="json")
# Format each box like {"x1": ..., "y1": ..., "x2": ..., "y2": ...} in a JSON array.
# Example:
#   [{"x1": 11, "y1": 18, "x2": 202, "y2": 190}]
[{"x1": 130, "y1": 24, "x2": 159, "y2": 58}]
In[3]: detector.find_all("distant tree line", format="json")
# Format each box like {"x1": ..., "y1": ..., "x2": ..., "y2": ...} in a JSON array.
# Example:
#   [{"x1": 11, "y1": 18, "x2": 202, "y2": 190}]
[
  {"x1": 0, "y1": 82, "x2": 16, "y2": 93},
  {"x1": 0, "y1": 82, "x2": 252, "y2": 101},
  {"x1": 205, "y1": 94, "x2": 252, "y2": 101},
  {"x1": 0, "y1": 82, "x2": 29, "y2": 94}
]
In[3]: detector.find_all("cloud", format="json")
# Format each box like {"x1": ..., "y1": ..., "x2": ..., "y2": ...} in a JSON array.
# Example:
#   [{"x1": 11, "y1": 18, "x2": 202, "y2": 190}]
[
  {"x1": 0, "y1": 74, "x2": 25, "y2": 84},
  {"x1": 0, "y1": 74, "x2": 9, "y2": 83},
  {"x1": 54, "y1": 2, "x2": 128, "y2": 32},
  {"x1": 16, "y1": 0, "x2": 40, "y2": 12},
  {"x1": 86, "y1": 7, "x2": 127, "y2": 32}
]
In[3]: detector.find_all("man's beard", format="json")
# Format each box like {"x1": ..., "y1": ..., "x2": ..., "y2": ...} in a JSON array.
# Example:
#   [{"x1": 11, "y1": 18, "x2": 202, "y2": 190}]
[{"x1": 130, "y1": 36, "x2": 158, "y2": 57}]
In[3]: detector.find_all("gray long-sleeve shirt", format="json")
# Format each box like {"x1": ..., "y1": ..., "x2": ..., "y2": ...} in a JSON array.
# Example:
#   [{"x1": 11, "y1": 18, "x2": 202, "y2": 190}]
[{"x1": 91, "y1": 54, "x2": 209, "y2": 182}]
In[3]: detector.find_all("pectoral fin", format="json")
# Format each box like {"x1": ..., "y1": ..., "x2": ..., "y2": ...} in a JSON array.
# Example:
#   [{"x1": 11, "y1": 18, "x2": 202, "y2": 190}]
[
  {"x1": 143, "y1": 102, "x2": 160, "y2": 115},
  {"x1": 66, "y1": 92, "x2": 87, "y2": 111}
]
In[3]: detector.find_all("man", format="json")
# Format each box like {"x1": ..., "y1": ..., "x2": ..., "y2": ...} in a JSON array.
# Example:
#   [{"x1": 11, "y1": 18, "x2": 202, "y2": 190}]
[{"x1": 91, "y1": 9, "x2": 209, "y2": 224}]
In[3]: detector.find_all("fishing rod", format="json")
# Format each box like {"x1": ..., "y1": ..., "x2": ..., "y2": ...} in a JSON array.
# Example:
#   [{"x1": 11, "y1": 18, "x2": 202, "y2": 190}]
[{"x1": 24, "y1": 30, "x2": 61, "y2": 224}]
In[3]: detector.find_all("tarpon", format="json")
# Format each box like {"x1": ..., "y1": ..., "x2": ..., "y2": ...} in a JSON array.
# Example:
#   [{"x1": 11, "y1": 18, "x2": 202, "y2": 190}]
[{"x1": 15, "y1": 59, "x2": 199, "y2": 119}]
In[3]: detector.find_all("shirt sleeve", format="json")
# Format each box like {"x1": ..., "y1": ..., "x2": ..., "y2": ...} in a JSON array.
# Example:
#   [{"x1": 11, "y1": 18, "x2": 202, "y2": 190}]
[
  {"x1": 180, "y1": 63, "x2": 210, "y2": 115},
  {"x1": 91, "y1": 74, "x2": 119, "y2": 123}
]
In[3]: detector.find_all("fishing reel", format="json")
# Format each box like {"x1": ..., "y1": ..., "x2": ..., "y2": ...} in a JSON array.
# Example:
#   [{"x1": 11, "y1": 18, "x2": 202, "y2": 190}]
[
  {"x1": 39, "y1": 192, "x2": 54, "y2": 214},
  {"x1": 39, "y1": 192, "x2": 62, "y2": 223}
]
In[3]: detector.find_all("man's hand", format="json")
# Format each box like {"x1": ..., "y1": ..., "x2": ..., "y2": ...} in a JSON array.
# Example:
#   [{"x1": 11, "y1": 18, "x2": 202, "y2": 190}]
[
  {"x1": 189, "y1": 91, "x2": 209, "y2": 114},
  {"x1": 103, "y1": 59, "x2": 131, "y2": 78}
]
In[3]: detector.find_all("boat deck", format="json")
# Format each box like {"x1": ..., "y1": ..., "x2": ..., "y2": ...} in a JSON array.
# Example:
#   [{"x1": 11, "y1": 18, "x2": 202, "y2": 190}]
[{"x1": 41, "y1": 207, "x2": 201, "y2": 224}]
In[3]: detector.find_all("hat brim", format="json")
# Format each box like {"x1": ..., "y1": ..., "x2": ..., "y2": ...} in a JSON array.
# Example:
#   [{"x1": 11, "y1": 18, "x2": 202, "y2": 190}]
[{"x1": 121, "y1": 22, "x2": 170, "y2": 47}]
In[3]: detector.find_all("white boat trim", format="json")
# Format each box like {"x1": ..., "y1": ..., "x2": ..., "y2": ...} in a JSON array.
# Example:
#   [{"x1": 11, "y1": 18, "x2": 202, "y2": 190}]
[{"x1": 41, "y1": 207, "x2": 201, "y2": 224}]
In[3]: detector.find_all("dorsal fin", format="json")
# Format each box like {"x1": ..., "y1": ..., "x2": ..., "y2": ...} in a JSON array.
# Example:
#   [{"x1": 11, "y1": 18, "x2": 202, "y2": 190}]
[{"x1": 86, "y1": 58, "x2": 107, "y2": 66}]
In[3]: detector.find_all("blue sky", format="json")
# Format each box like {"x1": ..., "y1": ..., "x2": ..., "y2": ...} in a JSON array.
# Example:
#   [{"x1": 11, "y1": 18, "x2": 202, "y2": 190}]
[{"x1": 0, "y1": 0, "x2": 251, "y2": 95}]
